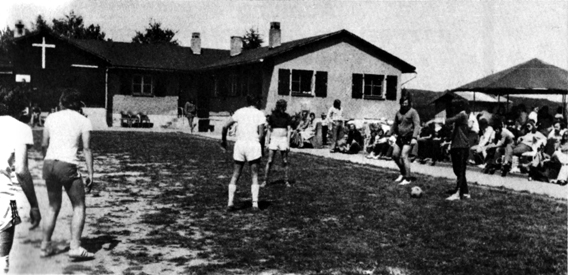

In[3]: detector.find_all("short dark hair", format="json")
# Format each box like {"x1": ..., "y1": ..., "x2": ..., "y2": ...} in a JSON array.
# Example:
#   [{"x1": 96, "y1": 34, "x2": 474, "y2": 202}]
[
  {"x1": 333, "y1": 99, "x2": 341, "y2": 109},
  {"x1": 399, "y1": 89, "x2": 412, "y2": 105},
  {"x1": 59, "y1": 90, "x2": 82, "y2": 111},
  {"x1": 0, "y1": 103, "x2": 9, "y2": 116},
  {"x1": 246, "y1": 94, "x2": 261, "y2": 107}
]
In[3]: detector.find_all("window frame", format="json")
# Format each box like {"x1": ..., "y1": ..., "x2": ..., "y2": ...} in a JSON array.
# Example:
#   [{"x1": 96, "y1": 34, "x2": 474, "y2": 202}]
[
  {"x1": 132, "y1": 74, "x2": 154, "y2": 96},
  {"x1": 291, "y1": 69, "x2": 314, "y2": 97}
]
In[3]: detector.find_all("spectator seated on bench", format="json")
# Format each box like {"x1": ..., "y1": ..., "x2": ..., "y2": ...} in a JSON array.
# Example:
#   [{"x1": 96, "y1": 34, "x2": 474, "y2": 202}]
[
  {"x1": 138, "y1": 112, "x2": 154, "y2": 128},
  {"x1": 337, "y1": 123, "x2": 363, "y2": 154}
]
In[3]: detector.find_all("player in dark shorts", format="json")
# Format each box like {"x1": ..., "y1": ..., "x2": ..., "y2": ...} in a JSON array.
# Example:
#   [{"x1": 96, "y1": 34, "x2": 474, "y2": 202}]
[
  {"x1": 263, "y1": 99, "x2": 292, "y2": 188},
  {"x1": 387, "y1": 92, "x2": 420, "y2": 185}
]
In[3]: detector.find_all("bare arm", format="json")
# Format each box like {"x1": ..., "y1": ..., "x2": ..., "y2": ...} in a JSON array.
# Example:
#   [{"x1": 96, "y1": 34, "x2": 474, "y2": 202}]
[
  {"x1": 411, "y1": 110, "x2": 421, "y2": 139},
  {"x1": 221, "y1": 118, "x2": 236, "y2": 149},
  {"x1": 14, "y1": 143, "x2": 41, "y2": 229},
  {"x1": 82, "y1": 131, "x2": 94, "y2": 181},
  {"x1": 41, "y1": 126, "x2": 50, "y2": 158}
]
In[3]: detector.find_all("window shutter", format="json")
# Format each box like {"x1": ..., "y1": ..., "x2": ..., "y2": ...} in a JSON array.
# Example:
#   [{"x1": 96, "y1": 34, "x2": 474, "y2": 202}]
[
  {"x1": 352, "y1": 74, "x2": 363, "y2": 99},
  {"x1": 315, "y1": 71, "x2": 328, "y2": 97},
  {"x1": 278, "y1": 69, "x2": 290, "y2": 95},
  {"x1": 386, "y1": 75, "x2": 398, "y2": 101}
]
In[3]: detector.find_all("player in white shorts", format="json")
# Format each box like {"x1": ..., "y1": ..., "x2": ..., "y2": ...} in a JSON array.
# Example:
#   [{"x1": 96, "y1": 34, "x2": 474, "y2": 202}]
[
  {"x1": 221, "y1": 95, "x2": 266, "y2": 211},
  {"x1": 263, "y1": 99, "x2": 292, "y2": 188}
]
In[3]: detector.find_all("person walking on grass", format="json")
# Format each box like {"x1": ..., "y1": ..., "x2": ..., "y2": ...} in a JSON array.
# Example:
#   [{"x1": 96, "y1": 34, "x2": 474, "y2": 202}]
[
  {"x1": 428, "y1": 98, "x2": 472, "y2": 201},
  {"x1": 41, "y1": 91, "x2": 95, "y2": 259},
  {"x1": 184, "y1": 100, "x2": 197, "y2": 133},
  {"x1": 263, "y1": 99, "x2": 292, "y2": 188},
  {"x1": 221, "y1": 95, "x2": 266, "y2": 211},
  {"x1": 388, "y1": 91, "x2": 420, "y2": 185},
  {"x1": 0, "y1": 103, "x2": 41, "y2": 274}
]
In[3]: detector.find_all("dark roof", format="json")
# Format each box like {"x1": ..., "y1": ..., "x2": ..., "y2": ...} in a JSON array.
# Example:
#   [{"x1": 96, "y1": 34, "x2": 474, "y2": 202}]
[
  {"x1": 202, "y1": 29, "x2": 416, "y2": 73},
  {"x1": 14, "y1": 28, "x2": 415, "y2": 73},
  {"x1": 453, "y1": 58, "x2": 568, "y2": 95},
  {"x1": 69, "y1": 39, "x2": 229, "y2": 71}
]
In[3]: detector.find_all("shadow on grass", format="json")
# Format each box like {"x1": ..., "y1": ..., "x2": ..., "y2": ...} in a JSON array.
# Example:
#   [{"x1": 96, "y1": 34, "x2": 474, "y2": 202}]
[{"x1": 33, "y1": 130, "x2": 566, "y2": 275}]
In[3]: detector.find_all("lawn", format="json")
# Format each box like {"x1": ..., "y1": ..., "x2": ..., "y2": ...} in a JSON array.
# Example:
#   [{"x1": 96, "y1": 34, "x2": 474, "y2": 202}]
[{"x1": 36, "y1": 131, "x2": 567, "y2": 274}]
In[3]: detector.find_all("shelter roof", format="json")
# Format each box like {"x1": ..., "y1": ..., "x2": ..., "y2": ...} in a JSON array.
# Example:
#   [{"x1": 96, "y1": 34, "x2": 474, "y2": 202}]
[{"x1": 453, "y1": 58, "x2": 568, "y2": 95}]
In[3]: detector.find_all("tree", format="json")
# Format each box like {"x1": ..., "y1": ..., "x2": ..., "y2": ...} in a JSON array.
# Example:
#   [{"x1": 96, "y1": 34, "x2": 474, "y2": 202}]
[
  {"x1": 0, "y1": 27, "x2": 14, "y2": 56},
  {"x1": 132, "y1": 19, "x2": 178, "y2": 45},
  {"x1": 32, "y1": 15, "x2": 49, "y2": 31},
  {"x1": 52, "y1": 11, "x2": 106, "y2": 40},
  {"x1": 242, "y1": 28, "x2": 264, "y2": 50}
]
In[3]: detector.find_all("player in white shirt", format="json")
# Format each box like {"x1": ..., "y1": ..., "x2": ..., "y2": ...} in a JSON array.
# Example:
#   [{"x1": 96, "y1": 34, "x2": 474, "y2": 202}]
[
  {"x1": 41, "y1": 91, "x2": 94, "y2": 259},
  {"x1": 0, "y1": 103, "x2": 41, "y2": 274},
  {"x1": 221, "y1": 95, "x2": 266, "y2": 212}
]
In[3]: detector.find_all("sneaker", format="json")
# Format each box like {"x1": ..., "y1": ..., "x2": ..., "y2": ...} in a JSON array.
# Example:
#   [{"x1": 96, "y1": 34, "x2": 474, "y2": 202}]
[
  {"x1": 285, "y1": 181, "x2": 291, "y2": 188},
  {"x1": 445, "y1": 193, "x2": 461, "y2": 201},
  {"x1": 226, "y1": 205, "x2": 238, "y2": 212},
  {"x1": 477, "y1": 164, "x2": 486, "y2": 169},
  {"x1": 394, "y1": 175, "x2": 404, "y2": 183},
  {"x1": 399, "y1": 178, "x2": 411, "y2": 185},
  {"x1": 259, "y1": 181, "x2": 267, "y2": 188},
  {"x1": 372, "y1": 154, "x2": 381, "y2": 160},
  {"x1": 68, "y1": 247, "x2": 95, "y2": 260},
  {"x1": 365, "y1": 154, "x2": 375, "y2": 159},
  {"x1": 251, "y1": 206, "x2": 261, "y2": 212},
  {"x1": 462, "y1": 194, "x2": 471, "y2": 199}
]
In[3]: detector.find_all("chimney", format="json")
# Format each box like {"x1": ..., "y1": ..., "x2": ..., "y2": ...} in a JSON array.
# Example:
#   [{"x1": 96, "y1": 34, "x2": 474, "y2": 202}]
[
  {"x1": 230, "y1": 36, "x2": 242, "y2": 56},
  {"x1": 191, "y1": 32, "x2": 201, "y2": 55},
  {"x1": 14, "y1": 21, "x2": 25, "y2": 38},
  {"x1": 269, "y1": 22, "x2": 281, "y2": 48}
]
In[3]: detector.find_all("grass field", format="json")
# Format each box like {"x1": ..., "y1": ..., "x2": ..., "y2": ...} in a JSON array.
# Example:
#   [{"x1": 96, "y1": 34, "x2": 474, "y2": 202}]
[{"x1": 35, "y1": 131, "x2": 567, "y2": 274}]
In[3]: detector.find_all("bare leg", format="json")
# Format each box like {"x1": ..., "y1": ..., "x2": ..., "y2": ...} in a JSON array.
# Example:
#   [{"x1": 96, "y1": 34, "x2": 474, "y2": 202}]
[
  {"x1": 401, "y1": 144, "x2": 413, "y2": 179},
  {"x1": 42, "y1": 178, "x2": 62, "y2": 244},
  {"x1": 250, "y1": 161, "x2": 260, "y2": 208},
  {"x1": 63, "y1": 178, "x2": 86, "y2": 250},
  {"x1": 262, "y1": 150, "x2": 276, "y2": 187},
  {"x1": 281, "y1": 150, "x2": 290, "y2": 186},
  {"x1": 228, "y1": 162, "x2": 244, "y2": 207},
  {"x1": 392, "y1": 143, "x2": 405, "y2": 176}
]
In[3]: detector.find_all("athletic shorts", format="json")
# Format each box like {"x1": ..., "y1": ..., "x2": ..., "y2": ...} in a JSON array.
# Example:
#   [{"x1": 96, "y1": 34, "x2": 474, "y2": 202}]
[
  {"x1": 43, "y1": 160, "x2": 82, "y2": 186},
  {"x1": 396, "y1": 135, "x2": 414, "y2": 147},
  {"x1": 268, "y1": 136, "x2": 289, "y2": 151},
  {"x1": 233, "y1": 140, "x2": 262, "y2": 163}
]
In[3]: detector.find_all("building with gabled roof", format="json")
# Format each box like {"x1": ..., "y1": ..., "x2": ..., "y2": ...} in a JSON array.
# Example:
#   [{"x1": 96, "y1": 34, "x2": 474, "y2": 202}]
[{"x1": 4, "y1": 22, "x2": 415, "y2": 128}]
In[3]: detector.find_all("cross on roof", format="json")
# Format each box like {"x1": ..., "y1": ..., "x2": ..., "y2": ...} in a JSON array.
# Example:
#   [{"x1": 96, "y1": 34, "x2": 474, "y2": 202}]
[{"x1": 32, "y1": 37, "x2": 55, "y2": 69}]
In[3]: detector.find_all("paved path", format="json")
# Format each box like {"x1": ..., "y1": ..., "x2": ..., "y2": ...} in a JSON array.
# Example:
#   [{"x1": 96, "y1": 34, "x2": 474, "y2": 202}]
[{"x1": 188, "y1": 130, "x2": 568, "y2": 201}]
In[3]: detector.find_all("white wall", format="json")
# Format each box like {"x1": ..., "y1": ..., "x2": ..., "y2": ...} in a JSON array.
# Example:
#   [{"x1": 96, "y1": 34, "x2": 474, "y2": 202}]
[{"x1": 267, "y1": 41, "x2": 403, "y2": 119}]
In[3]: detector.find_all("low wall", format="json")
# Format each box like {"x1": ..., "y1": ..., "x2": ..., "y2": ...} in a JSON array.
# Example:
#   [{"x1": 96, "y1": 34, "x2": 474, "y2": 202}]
[{"x1": 113, "y1": 95, "x2": 178, "y2": 116}]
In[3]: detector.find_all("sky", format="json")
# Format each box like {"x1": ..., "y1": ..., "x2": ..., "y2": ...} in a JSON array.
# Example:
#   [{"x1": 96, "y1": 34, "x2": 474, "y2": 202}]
[{"x1": 2, "y1": 0, "x2": 568, "y2": 98}]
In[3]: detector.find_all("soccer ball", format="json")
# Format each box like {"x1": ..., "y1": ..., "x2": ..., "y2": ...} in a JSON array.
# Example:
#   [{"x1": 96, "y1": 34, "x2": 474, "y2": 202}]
[{"x1": 410, "y1": 186, "x2": 423, "y2": 198}]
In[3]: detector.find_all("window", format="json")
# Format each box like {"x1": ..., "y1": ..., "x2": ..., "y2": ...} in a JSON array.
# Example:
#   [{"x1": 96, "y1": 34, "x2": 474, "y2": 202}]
[
  {"x1": 132, "y1": 75, "x2": 154, "y2": 95},
  {"x1": 363, "y1": 74, "x2": 384, "y2": 97},
  {"x1": 291, "y1": 69, "x2": 313, "y2": 95},
  {"x1": 352, "y1": 73, "x2": 390, "y2": 100}
]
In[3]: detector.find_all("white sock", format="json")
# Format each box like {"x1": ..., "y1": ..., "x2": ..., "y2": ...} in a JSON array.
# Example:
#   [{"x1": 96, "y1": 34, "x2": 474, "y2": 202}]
[
  {"x1": 70, "y1": 240, "x2": 81, "y2": 250},
  {"x1": 0, "y1": 255, "x2": 9, "y2": 274},
  {"x1": 251, "y1": 183, "x2": 259, "y2": 208},
  {"x1": 228, "y1": 184, "x2": 236, "y2": 206}
]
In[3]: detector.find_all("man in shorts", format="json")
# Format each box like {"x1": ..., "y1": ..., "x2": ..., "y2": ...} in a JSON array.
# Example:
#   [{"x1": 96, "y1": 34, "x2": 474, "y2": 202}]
[
  {"x1": 0, "y1": 103, "x2": 41, "y2": 274},
  {"x1": 387, "y1": 92, "x2": 421, "y2": 185},
  {"x1": 263, "y1": 99, "x2": 292, "y2": 188},
  {"x1": 41, "y1": 90, "x2": 94, "y2": 259},
  {"x1": 221, "y1": 95, "x2": 266, "y2": 211}
]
